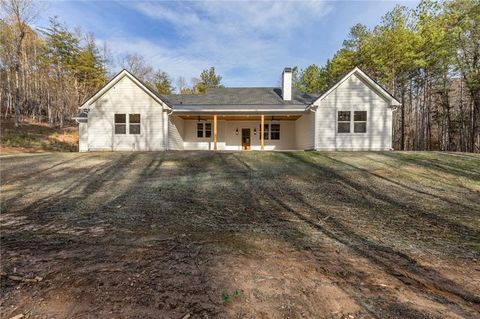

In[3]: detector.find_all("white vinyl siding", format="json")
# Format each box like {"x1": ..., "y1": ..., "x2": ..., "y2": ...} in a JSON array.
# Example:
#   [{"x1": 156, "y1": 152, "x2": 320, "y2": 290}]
[
  {"x1": 86, "y1": 75, "x2": 168, "y2": 151},
  {"x1": 295, "y1": 111, "x2": 315, "y2": 150},
  {"x1": 168, "y1": 116, "x2": 185, "y2": 150},
  {"x1": 313, "y1": 73, "x2": 393, "y2": 150},
  {"x1": 78, "y1": 122, "x2": 88, "y2": 152}
]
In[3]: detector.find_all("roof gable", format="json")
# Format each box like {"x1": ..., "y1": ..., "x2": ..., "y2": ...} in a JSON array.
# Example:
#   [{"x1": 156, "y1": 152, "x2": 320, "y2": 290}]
[
  {"x1": 311, "y1": 67, "x2": 401, "y2": 107},
  {"x1": 79, "y1": 69, "x2": 171, "y2": 109}
]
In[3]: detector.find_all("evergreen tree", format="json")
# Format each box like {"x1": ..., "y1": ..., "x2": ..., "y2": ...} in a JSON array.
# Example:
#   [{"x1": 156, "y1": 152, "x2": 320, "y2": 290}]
[
  {"x1": 295, "y1": 64, "x2": 329, "y2": 93},
  {"x1": 151, "y1": 70, "x2": 174, "y2": 95},
  {"x1": 194, "y1": 66, "x2": 223, "y2": 93}
]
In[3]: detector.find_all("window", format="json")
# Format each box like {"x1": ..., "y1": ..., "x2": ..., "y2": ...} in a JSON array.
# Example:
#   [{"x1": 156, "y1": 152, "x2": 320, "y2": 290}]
[
  {"x1": 205, "y1": 123, "x2": 212, "y2": 138},
  {"x1": 197, "y1": 122, "x2": 212, "y2": 138},
  {"x1": 259, "y1": 123, "x2": 280, "y2": 140},
  {"x1": 337, "y1": 111, "x2": 367, "y2": 133},
  {"x1": 115, "y1": 114, "x2": 126, "y2": 134},
  {"x1": 115, "y1": 114, "x2": 141, "y2": 135},
  {"x1": 270, "y1": 124, "x2": 280, "y2": 140},
  {"x1": 354, "y1": 111, "x2": 367, "y2": 133},
  {"x1": 197, "y1": 123, "x2": 204, "y2": 138},
  {"x1": 129, "y1": 114, "x2": 141, "y2": 134},
  {"x1": 337, "y1": 111, "x2": 351, "y2": 133},
  {"x1": 261, "y1": 124, "x2": 269, "y2": 140}
]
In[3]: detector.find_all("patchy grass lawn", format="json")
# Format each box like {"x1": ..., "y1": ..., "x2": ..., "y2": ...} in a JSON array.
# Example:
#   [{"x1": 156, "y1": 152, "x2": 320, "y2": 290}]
[
  {"x1": 1, "y1": 151, "x2": 479, "y2": 318},
  {"x1": 0, "y1": 120, "x2": 78, "y2": 154}
]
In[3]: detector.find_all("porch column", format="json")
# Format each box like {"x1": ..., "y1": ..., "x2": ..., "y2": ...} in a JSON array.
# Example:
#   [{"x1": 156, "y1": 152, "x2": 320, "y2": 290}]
[
  {"x1": 260, "y1": 115, "x2": 264, "y2": 150},
  {"x1": 213, "y1": 115, "x2": 218, "y2": 150}
]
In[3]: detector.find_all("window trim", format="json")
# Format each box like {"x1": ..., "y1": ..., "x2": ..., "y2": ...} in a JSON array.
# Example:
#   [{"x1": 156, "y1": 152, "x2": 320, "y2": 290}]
[
  {"x1": 196, "y1": 122, "x2": 212, "y2": 139},
  {"x1": 205, "y1": 123, "x2": 212, "y2": 138},
  {"x1": 270, "y1": 123, "x2": 280, "y2": 140},
  {"x1": 260, "y1": 123, "x2": 269, "y2": 140},
  {"x1": 259, "y1": 123, "x2": 281, "y2": 140},
  {"x1": 129, "y1": 114, "x2": 141, "y2": 135},
  {"x1": 114, "y1": 114, "x2": 127, "y2": 135},
  {"x1": 353, "y1": 111, "x2": 367, "y2": 133},
  {"x1": 337, "y1": 111, "x2": 351, "y2": 134},
  {"x1": 337, "y1": 110, "x2": 368, "y2": 134},
  {"x1": 197, "y1": 122, "x2": 204, "y2": 138},
  {"x1": 114, "y1": 113, "x2": 141, "y2": 135}
]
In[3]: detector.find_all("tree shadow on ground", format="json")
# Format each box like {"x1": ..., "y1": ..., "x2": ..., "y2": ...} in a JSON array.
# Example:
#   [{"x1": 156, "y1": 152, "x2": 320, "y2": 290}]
[
  {"x1": 229, "y1": 152, "x2": 480, "y2": 317},
  {"x1": 382, "y1": 152, "x2": 480, "y2": 181},
  {"x1": 294, "y1": 152, "x2": 480, "y2": 241},
  {"x1": 1, "y1": 151, "x2": 479, "y2": 318}
]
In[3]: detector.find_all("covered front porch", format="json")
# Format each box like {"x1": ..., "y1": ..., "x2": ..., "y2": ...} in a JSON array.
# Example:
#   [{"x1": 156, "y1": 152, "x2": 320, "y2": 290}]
[{"x1": 169, "y1": 113, "x2": 312, "y2": 151}]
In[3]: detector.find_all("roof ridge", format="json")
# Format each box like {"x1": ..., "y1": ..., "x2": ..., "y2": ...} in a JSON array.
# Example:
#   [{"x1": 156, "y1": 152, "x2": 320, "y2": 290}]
[{"x1": 207, "y1": 87, "x2": 279, "y2": 90}]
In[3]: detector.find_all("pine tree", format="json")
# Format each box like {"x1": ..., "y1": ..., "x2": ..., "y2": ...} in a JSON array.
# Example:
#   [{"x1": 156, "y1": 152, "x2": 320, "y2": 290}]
[
  {"x1": 194, "y1": 67, "x2": 223, "y2": 93},
  {"x1": 151, "y1": 70, "x2": 174, "y2": 95}
]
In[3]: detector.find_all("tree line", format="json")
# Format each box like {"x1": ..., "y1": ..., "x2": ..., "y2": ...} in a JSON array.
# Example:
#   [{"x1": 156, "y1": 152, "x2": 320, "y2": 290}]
[
  {"x1": 293, "y1": 0, "x2": 479, "y2": 152},
  {"x1": 118, "y1": 53, "x2": 223, "y2": 95}
]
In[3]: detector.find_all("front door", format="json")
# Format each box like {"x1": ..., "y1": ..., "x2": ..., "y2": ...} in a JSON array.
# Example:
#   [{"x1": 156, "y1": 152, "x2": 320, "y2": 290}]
[{"x1": 241, "y1": 128, "x2": 251, "y2": 150}]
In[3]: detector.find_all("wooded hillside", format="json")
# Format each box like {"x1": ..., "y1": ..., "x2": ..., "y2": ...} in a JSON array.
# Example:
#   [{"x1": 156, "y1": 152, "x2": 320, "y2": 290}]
[
  {"x1": 293, "y1": 0, "x2": 479, "y2": 152},
  {"x1": 1, "y1": 0, "x2": 479, "y2": 152}
]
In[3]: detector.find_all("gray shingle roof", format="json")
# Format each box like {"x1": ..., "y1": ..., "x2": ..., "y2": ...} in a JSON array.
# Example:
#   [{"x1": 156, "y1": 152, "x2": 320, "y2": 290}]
[{"x1": 164, "y1": 87, "x2": 317, "y2": 110}]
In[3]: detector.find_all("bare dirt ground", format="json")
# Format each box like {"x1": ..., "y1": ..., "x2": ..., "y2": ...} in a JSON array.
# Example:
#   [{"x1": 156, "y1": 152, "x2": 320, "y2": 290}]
[{"x1": 1, "y1": 151, "x2": 479, "y2": 319}]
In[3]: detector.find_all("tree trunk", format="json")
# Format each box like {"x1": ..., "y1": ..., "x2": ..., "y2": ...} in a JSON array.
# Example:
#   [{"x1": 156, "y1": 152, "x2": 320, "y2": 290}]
[
  {"x1": 473, "y1": 94, "x2": 480, "y2": 153},
  {"x1": 14, "y1": 66, "x2": 21, "y2": 127},
  {"x1": 401, "y1": 90, "x2": 405, "y2": 151}
]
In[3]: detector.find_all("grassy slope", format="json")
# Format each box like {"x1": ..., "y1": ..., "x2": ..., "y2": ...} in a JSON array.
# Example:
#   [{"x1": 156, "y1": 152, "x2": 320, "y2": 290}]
[{"x1": 0, "y1": 119, "x2": 78, "y2": 154}]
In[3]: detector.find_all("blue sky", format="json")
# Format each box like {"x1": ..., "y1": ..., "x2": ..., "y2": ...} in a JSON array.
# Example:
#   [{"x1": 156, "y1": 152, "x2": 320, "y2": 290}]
[{"x1": 37, "y1": 1, "x2": 418, "y2": 88}]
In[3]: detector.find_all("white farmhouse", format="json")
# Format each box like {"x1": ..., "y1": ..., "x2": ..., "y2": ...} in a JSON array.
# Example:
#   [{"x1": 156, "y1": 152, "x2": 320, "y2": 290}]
[{"x1": 75, "y1": 67, "x2": 400, "y2": 151}]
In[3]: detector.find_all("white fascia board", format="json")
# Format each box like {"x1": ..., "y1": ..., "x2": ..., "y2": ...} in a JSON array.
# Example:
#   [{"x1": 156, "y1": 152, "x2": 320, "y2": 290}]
[
  {"x1": 79, "y1": 70, "x2": 171, "y2": 110},
  {"x1": 311, "y1": 67, "x2": 401, "y2": 107}
]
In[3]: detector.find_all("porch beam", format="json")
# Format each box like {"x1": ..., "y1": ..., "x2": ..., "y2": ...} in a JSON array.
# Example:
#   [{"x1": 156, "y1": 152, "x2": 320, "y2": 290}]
[
  {"x1": 213, "y1": 115, "x2": 218, "y2": 150},
  {"x1": 260, "y1": 115, "x2": 264, "y2": 151}
]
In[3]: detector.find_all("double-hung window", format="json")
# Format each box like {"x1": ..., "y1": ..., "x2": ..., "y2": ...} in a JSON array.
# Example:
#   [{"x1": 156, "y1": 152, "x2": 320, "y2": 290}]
[
  {"x1": 353, "y1": 111, "x2": 367, "y2": 133},
  {"x1": 337, "y1": 111, "x2": 351, "y2": 133},
  {"x1": 205, "y1": 123, "x2": 212, "y2": 138},
  {"x1": 270, "y1": 124, "x2": 280, "y2": 140},
  {"x1": 337, "y1": 111, "x2": 367, "y2": 133},
  {"x1": 115, "y1": 114, "x2": 141, "y2": 134},
  {"x1": 114, "y1": 114, "x2": 127, "y2": 134},
  {"x1": 262, "y1": 124, "x2": 269, "y2": 140},
  {"x1": 197, "y1": 123, "x2": 204, "y2": 138},
  {"x1": 259, "y1": 123, "x2": 280, "y2": 140},
  {"x1": 129, "y1": 114, "x2": 141, "y2": 134},
  {"x1": 197, "y1": 122, "x2": 211, "y2": 138}
]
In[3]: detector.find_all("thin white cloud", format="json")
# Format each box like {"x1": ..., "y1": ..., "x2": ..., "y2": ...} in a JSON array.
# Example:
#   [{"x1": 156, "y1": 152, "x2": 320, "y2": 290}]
[
  {"x1": 102, "y1": 37, "x2": 209, "y2": 83},
  {"x1": 125, "y1": 1, "x2": 332, "y2": 86}
]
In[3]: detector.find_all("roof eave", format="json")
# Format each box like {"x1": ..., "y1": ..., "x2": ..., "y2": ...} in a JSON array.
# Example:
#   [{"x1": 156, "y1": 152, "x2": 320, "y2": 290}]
[
  {"x1": 79, "y1": 69, "x2": 173, "y2": 110},
  {"x1": 311, "y1": 67, "x2": 401, "y2": 106},
  {"x1": 171, "y1": 109, "x2": 308, "y2": 115}
]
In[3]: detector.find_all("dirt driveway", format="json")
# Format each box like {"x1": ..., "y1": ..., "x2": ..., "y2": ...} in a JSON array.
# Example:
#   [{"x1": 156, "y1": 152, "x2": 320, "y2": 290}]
[{"x1": 1, "y1": 151, "x2": 479, "y2": 318}]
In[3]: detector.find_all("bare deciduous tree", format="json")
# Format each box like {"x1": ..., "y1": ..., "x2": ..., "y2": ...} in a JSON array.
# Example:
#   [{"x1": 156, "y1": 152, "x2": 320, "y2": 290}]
[
  {"x1": 118, "y1": 53, "x2": 153, "y2": 81},
  {"x1": 1, "y1": 0, "x2": 39, "y2": 127}
]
